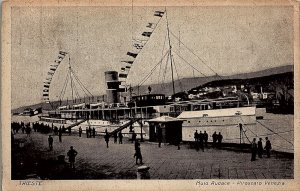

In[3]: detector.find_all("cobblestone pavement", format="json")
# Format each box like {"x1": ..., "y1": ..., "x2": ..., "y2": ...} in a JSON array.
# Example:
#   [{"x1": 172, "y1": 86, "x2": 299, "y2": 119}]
[{"x1": 12, "y1": 132, "x2": 293, "y2": 179}]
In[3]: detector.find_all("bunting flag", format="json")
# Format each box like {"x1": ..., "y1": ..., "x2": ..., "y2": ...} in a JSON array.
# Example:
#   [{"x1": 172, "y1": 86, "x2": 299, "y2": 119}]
[
  {"x1": 133, "y1": 43, "x2": 144, "y2": 49},
  {"x1": 121, "y1": 67, "x2": 126, "y2": 71},
  {"x1": 126, "y1": 66, "x2": 131, "y2": 69},
  {"x1": 146, "y1": 22, "x2": 155, "y2": 28},
  {"x1": 121, "y1": 61, "x2": 134, "y2": 64},
  {"x1": 43, "y1": 89, "x2": 49, "y2": 92},
  {"x1": 58, "y1": 55, "x2": 64, "y2": 59},
  {"x1": 50, "y1": 68, "x2": 57, "y2": 71},
  {"x1": 44, "y1": 84, "x2": 50, "y2": 88},
  {"x1": 55, "y1": 60, "x2": 61, "y2": 63},
  {"x1": 154, "y1": 11, "x2": 164, "y2": 17},
  {"x1": 50, "y1": 64, "x2": 59, "y2": 68},
  {"x1": 142, "y1": 32, "x2": 152, "y2": 37},
  {"x1": 119, "y1": 73, "x2": 128, "y2": 78},
  {"x1": 48, "y1": 72, "x2": 55, "y2": 76},
  {"x1": 43, "y1": 93, "x2": 49, "y2": 96},
  {"x1": 127, "y1": 52, "x2": 138, "y2": 58}
]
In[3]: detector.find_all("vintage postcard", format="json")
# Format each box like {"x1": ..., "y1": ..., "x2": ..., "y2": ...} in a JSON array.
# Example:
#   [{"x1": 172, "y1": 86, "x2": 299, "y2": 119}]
[{"x1": 1, "y1": 0, "x2": 299, "y2": 190}]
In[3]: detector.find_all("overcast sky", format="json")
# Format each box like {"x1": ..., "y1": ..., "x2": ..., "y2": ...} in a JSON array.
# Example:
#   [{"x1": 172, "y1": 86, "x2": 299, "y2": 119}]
[{"x1": 11, "y1": 6, "x2": 294, "y2": 109}]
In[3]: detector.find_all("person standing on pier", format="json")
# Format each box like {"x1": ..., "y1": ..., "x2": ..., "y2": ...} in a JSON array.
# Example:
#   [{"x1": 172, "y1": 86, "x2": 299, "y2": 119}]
[
  {"x1": 134, "y1": 141, "x2": 143, "y2": 165},
  {"x1": 194, "y1": 130, "x2": 199, "y2": 142},
  {"x1": 48, "y1": 135, "x2": 53, "y2": 151},
  {"x1": 89, "y1": 127, "x2": 92, "y2": 138},
  {"x1": 67, "y1": 146, "x2": 78, "y2": 169},
  {"x1": 68, "y1": 126, "x2": 71, "y2": 135},
  {"x1": 58, "y1": 127, "x2": 62, "y2": 143},
  {"x1": 132, "y1": 131, "x2": 137, "y2": 143},
  {"x1": 204, "y1": 131, "x2": 208, "y2": 148},
  {"x1": 104, "y1": 132, "x2": 110, "y2": 148},
  {"x1": 113, "y1": 132, "x2": 118, "y2": 143},
  {"x1": 157, "y1": 127, "x2": 162, "y2": 148},
  {"x1": 212, "y1": 131, "x2": 217, "y2": 148},
  {"x1": 79, "y1": 126, "x2": 82, "y2": 137},
  {"x1": 118, "y1": 131, "x2": 123, "y2": 144},
  {"x1": 251, "y1": 138, "x2": 257, "y2": 161},
  {"x1": 25, "y1": 125, "x2": 31, "y2": 137},
  {"x1": 92, "y1": 128, "x2": 96, "y2": 138},
  {"x1": 199, "y1": 131, "x2": 204, "y2": 152},
  {"x1": 257, "y1": 138, "x2": 263, "y2": 158},
  {"x1": 217, "y1": 132, "x2": 223, "y2": 148},
  {"x1": 86, "y1": 127, "x2": 89, "y2": 138},
  {"x1": 264, "y1": 137, "x2": 272, "y2": 158}
]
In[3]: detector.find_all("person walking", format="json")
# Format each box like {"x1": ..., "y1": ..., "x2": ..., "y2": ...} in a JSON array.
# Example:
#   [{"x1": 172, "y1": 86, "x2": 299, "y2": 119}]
[
  {"x1": 48, "y1": 135, "x2": 53, "y2": 151},
  {"x1": 212, "y1": 131, "x2": 217, "y2": 148},
  {"x1": 257, "y1": 138, "x2": 263, "y2": 158},
  {"x1": 251, "y1": 138, "x2": 258, "y2": 161},
  {"x1": 118, "y1": 131, "x2": 123, "y2": 144},
  {"x1": 217, "y1": 132, "x2": 223, "y2": 148},
  {"x1": 204, "y1": 131, "x2": 208, "y2": 147},
  {"x1": 79, "y1": 126, "x2": 82, "y2": 137},
  {"x1": 58, "y1": 127, "x2": 62, "y2": 143},
  {"x1": 134, "y1": 141, "x2": 143, "y2": 165},
  {"x1": 67, "y1": 146, "x2": 78, "y2": 169},
  {"x1": 265, "y1": 137, "x2": 272, "y2": 158},
  {"x1": 104, "y1": 132, "x2": 110, "y2": 148},
  {"x1": 88, "y1": 127, "x2": 92, "y2": 138}
]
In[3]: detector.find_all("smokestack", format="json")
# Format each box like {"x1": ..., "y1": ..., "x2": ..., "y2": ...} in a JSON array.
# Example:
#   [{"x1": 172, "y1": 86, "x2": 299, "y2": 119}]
[{"x1": 105, "y1": 71, "x2": 120, "y2": 104}]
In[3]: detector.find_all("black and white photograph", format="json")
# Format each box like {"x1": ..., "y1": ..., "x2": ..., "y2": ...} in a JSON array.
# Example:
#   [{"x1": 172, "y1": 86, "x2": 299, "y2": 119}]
[{"x1": 2, "y1": 0, "x2": 299, "y2": 190}]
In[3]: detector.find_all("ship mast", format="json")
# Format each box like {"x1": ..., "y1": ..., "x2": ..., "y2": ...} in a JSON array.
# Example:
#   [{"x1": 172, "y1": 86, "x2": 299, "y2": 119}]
[{"x1": 165, "y1": 8, "x2": 176, "y2": 96}]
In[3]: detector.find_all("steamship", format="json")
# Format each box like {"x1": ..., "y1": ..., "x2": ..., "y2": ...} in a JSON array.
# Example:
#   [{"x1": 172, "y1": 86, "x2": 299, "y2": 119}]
[{"x1": 39, "y1": 9, "x2": 257, "y2": 143}]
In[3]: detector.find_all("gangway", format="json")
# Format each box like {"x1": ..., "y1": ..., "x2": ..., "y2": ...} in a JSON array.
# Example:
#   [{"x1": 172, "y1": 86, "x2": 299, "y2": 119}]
[
  {"x1": 67, "y1": 119, "x2": 87, "y2": 129},
  {"x1": 108, "y1": 118, "x2": 140, "y2": 136}
]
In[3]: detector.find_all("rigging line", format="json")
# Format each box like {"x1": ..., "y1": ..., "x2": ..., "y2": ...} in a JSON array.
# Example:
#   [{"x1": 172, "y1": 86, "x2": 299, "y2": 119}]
[
  {"x1": 172, "y1": 49, "x2": 208, "y2": 77},
  {"x1": 172, "y1": 54, "x2": 183, "y2": 92},
  {"x1": 138, "y1": 48, "x2": 170, "y2": 87},
  {"x1": 59, "y1": 70, "x2": 70, "y2": 101},
  {"x1": 59, "y1": 71, "x2": 70, "y2": 100},
  {"x1": 70, "y1": 68, "x2": 92, "y2": 96},
  {"x1": 256, "y1": 120, "x2": 294, "y2": 146},
  {"x1": 72, "y1": 78, "x2": 81, "y2": 100},
  {"x1": 161, "y1": 51, "x2": 170, "y2": 87},
  {"x1": 158, "y1": 30, "x2": 168, "y2": 85},
  {"x1": 238, "y1": 116, "x2": 259, "y2": 137},
  {"x1": 70, "y1": 68, "x2": 93, "y2": 97},
  {"x1": 69, "y1": 67, "x2": 75, "y2": 103},
  {"x1": 70, "y1": 69, "x2": 89, "y2": 97},
  {"x1": 169, "y1": 30, "x2": 223, "y2": 80}
]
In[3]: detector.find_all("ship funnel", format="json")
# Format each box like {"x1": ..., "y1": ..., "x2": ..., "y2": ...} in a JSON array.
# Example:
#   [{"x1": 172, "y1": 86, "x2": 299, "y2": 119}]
[{"x1": 105, "y1": 71, "x2": 121, "y2": 104}]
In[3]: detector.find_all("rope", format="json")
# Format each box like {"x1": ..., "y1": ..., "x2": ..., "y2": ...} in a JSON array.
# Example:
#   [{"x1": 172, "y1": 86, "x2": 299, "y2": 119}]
[
  {"x1": 172, "y1": 55, "x2": 183, "y2": 92},
  {"x1": 169, "y1": 30, "x2": 223, "y2": 80},
  {"x1": 256, "y1": 120, "x2": 294, "y2": 146}
]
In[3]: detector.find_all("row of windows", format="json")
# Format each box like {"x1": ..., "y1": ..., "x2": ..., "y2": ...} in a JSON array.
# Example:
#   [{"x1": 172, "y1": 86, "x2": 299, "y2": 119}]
[{"x1": 187, "y1": 119, "x2": 226, "y2": 123}]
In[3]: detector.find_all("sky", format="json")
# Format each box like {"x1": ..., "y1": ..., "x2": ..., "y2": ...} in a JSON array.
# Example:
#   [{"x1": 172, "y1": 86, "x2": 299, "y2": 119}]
[{"x1": 11, "y1": 6, "x2": 294, "y2": 109}]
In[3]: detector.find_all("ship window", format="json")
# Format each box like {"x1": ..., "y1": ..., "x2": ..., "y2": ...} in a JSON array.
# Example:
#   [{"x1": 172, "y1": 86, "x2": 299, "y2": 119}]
[
  {"x1": 188, "y1": 121, "x2": 190, "y2": 123},
  {"x1": 164, "y1": 106, "x2": 166, "y2": 108},
  {"x1": 199, "y1": 121, "x2": 201, "y2": 123}
]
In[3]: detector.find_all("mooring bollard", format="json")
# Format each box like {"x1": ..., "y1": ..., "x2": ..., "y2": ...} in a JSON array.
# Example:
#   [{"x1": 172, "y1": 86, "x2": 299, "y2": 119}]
[{"x1": 137, "y1": 166, "x2": 150, "y2": 179}]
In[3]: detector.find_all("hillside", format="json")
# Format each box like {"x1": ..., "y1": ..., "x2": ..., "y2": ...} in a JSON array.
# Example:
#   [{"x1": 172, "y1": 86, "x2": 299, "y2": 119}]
[{"x1": 12, "y1": 65, "x2": 293, "y2": 113}]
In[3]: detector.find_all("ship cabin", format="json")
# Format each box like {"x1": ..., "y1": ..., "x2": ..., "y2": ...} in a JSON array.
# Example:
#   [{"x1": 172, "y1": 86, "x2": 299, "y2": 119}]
[{"x1": 131, "y1": 94, "x2": 166, "y2": 107}]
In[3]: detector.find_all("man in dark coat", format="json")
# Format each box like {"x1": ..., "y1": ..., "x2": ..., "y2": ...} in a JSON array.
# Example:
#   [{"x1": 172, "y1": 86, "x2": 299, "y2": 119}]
[
  {"x1": 217, "y1": 132, "x2": 223, "y2": 148},
  {"x1": 132, "y1": 131, "x2": 137, "y2": 143},
  {"x1": 92, "y1": 128, "x2": 96, "y2": 138},
  {"x1": 104, "y1": 132, "x2": 110, "y2": 148},
  {"x1": 157, "y1": 127, "x2": 162, "y2": 148},
  {"x1": 78, "y1": 126, "x2": 82, "y2": 137},
  {"x1": 68, "y1": 126, "x2": 71, "y2": 135},
  {"x1": 212, "y1": 131, "x2": 217, "y2": 148},
  {"x1": 204, "y1": 131, "x2": 208, "y2": 147},
  {"x1": 251, "y1": 138, "x2": 258, "y2": 161},
  {"x1": 134, "y1": 141, "x2": 143, "y2": 165},
  {"x1": 194, "y1": 130, "x2": 199, "y2": 142},
  {"x1": 118, "y1": 131, "x2": 123, "y2": 144},
  {"x1": 113, "y1": 132, "x2": 118, "y2": 143},
  {"x1": 257, "y1": 138, "x2": 263, "y2": 158},
  {"x1": 48, "y1": 135, "x2": 53, "y2": 151},
  {"x1": 265, "y1": 137, "x2": 272, "y2": 158},
  {"x1": 67, "y1": 146, "x2": 78, "y2": 169},
  {"x1": 58, "y1": 127, "x2": 62, "y2": 142},
  {"x1": 199, "y1": 131, "x2": 204, "y2": 152},
  {"x1": 86, "y1": 127, "x2": 89, "y2": 138}
]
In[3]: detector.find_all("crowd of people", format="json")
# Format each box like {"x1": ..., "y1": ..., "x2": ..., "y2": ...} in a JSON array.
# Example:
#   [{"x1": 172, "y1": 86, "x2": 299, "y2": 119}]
[
  {"x1": 193, "y1": 130, "x2": 223, "y2": 151},
  {"x1": 250, "y1": 137, "x2": 272, "y2": 161}
]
